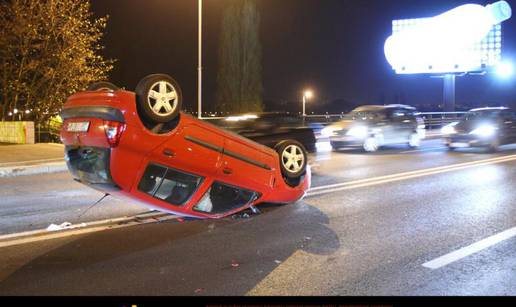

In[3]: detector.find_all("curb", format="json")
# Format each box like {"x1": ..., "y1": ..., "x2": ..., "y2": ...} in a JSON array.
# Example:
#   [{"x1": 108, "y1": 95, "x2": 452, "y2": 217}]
[{"x1": 0, "y1": 161, "x2": 67, "y2": 177}]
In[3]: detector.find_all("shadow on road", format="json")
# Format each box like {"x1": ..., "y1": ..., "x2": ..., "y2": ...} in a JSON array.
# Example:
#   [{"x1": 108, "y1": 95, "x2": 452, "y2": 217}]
[{"x1": 0, "y1": 201, "x2": 340, "y2": 295}]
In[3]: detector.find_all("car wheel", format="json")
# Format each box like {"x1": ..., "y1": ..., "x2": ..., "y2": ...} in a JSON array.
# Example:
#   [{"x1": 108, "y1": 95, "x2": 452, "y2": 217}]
[
  {"x1": 408, "y1": 132, "x2": 421, "y2": 148},
  {"x1": 135, "y1": 74, "x2": 182, "y2": 125},
  {"x1": 487, "y1": 138, "x2": 500, "y2": 153},
  {"x1": 275, "y1": 140, "x2": 307, "y2": 179},
  {"x1": 87, "y1": 81, "x2": 119, "y2": 91},
  {"x1": 363, "y1": 137, "x2": 379, "y2": 152}
]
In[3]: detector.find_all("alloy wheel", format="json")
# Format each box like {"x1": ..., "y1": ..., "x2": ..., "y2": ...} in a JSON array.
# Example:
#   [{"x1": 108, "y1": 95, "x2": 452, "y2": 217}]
[
  {"x1": 147, "y1": 81, "x2": 178, "y2": 117},
  {"x1": 281, "y1": 145, "x2": 305, "y2": 174}
]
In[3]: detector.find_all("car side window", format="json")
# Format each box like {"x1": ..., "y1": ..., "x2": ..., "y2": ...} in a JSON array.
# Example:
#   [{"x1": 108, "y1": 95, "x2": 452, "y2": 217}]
[
  {"x1": 389, "y1": 109, "x2": 406, "y2": 121},
  {"x1": 501, "y1": 110, "x2": 515, "y2": 121},
  {"x1": 138, "y1": 164, "x2": 167, "y2": 195},
  {"x1": 193, "y1": 182, "x2": 259, "y2": 215},
  {"x1": 138, "y1": 164, "x2": 204, "y2": 206}
]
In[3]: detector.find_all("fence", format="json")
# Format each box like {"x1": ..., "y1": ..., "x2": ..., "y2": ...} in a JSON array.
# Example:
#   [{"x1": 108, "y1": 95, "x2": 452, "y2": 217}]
[
  {"x1": 202, "y1": 112, "x2": 467, "y2": 130},
  {"x1": 5, "y1": 111, "x2": 462, "y2": 144},
  {"x1": 0, "y1": 121, "x2": 35, "y2": 144},
  {"x1": 35, "y1": 119, "x2": 62, "y2": 143}
]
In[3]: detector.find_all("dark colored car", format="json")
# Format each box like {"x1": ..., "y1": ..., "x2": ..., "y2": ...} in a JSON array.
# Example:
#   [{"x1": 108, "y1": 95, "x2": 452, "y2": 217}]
[
  {"x1": 322, "y1": 104, "x2": 425, "y2": 152},
  {"x1": 59, "y1": 74, "x2": 310, "y2": 219},
  {"x1": 212, "y1": 112, "x2": 317, "y2": 152},
  {"x1": 442, "y1": 107, "x2": 516, "y2": 152}
]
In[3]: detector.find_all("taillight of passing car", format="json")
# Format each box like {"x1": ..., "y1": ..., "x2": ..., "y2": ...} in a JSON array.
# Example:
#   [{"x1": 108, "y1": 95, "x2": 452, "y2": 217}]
[{"x1": 103, "y1": 120, "x2": 126, "y2": 147}]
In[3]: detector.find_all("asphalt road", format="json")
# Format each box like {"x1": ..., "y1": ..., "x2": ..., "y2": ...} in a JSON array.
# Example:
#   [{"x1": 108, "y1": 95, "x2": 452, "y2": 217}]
[{"x1": 0, "y1": 139, "x2": 515, "y2": 295}]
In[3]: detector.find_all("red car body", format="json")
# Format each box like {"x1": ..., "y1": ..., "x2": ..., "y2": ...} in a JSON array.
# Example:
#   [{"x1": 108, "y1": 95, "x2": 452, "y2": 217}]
[{"x1": 60, "y1": 90, "x2": 310, "y2": 218}]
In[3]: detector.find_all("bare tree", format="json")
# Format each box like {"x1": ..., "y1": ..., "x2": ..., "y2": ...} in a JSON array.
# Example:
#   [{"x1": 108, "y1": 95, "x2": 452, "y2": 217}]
[
  {"x1": 216, "y1": 0, "x2": 263, "y2": 114},
  {"x1": 0, "y1": 0, "x2": 114, "y2": 123}
]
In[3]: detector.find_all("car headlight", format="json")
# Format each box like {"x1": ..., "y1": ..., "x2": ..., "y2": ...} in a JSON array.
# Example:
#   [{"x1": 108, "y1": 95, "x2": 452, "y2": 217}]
[
  {"x1": 346, "y1": 126, "x2": 369, "y2": 138},
  {"x1": 321, "y1": 126, "x2": 339, "y2": 137},
  {"x1": 441, "y1": 122, "x2": 458, "y2": 135},
  {"x1": 470, "y1": 125, "x2": 496, "y2": 137}
]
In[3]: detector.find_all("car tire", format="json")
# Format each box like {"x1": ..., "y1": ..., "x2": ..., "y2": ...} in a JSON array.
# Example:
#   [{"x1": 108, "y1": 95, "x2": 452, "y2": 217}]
[
  {"x1": 487, "y1": 138, "x2": 500, "y2": 153},
  {"x1": 408, "y1": 132, "x2": 421, "y2": 148},
  {"x1": 363, "y1": 137, "x2": 379, "y2": 152},
  {"x1": 87, "y1": 81, "x2": 119, "y2": 91},
  {"x1": 135, "y1": 74, "x2": 182, "y2": 125},
  {"x1": 275, "y1": 140, "x2": 308, "y2": 179}
]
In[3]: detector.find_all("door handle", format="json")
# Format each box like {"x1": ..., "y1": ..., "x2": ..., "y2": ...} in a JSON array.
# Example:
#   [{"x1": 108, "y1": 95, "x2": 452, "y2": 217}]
[
  {"x1": 223, "y1": 167, "x2": 233, "y2": 175},
  {"x1": 163, "y1": 148, "x2": 175, "y2": 157}
]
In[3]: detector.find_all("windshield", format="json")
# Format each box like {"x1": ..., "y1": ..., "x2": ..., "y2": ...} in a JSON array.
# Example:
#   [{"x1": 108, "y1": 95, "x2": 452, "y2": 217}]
[
  {"x1": 345, "y1": 110, "x2": 386, "y2": 121},
  {"x1": 464, "y1": 110, "x2": 500, "y2": 121}
]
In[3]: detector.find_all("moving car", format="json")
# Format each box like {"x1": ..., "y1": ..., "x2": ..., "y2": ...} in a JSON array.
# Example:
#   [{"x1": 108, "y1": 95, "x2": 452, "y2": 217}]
[
  {"x1": 213, "y1": 112, "x2": 317, "y2": 152},
  {"x1": 322, "y1": 104, "x2": 425, "y2": 152},
  {"x1": 442, "y1": 107, "x2": 516, "y2": 152},
  {"x1": 60, "y1": 74, "x2": 310, "y2": 219}
]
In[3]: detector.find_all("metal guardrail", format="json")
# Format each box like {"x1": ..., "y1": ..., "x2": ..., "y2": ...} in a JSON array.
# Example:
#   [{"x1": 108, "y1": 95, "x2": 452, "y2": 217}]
[
  {"x1": 301, "y1": 112, "x2": 467, "y2": 130},
  {"x1": 202, "y1": 112, "x2": 468, "y2": 131},
  {"x1": 36, "y1": 112, "x2": 465, "y2": 144},
  {"x1": 417, "y1": 112, "x2": 466, "y2": 130}
]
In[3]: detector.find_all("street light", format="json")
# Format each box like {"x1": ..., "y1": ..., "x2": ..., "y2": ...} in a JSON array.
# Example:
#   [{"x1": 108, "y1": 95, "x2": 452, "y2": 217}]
[
  {"x1": 197, "y1": 0, "x2": 203, "y2": 119},
  {"x1": 302, "y1": 90, "x2": 313, "y2": 117},
  {"x1": 496, "y1": 61, "x2": 514, "y2": 78}
]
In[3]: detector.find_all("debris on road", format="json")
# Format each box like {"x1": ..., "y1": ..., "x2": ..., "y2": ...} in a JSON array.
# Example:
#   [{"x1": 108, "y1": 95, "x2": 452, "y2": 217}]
[
  {"x1": 249, "y1": 205, "x2": 261, "y2": 214},
  {"x1": 231, "y1": 260, "x2": 239, "y2": 268},
  {"x1": 274, "y1": 260, "x2": 282, "y2": 264},
  {"x1": 46, "y1": 222, "x2": 87, "y2": 232},
  {"x1": 194, "y1": 288, "x2": 204, "y2": 294},
  {"x1": 232, "y1": 213, "x2": 249, "y2": 219}
]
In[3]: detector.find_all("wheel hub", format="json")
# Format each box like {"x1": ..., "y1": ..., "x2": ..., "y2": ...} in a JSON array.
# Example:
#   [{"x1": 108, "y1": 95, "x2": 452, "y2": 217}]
[
  {"x1": 281, "y1": 145, "x2": 304, "y2": 173},
  {"x1": 148, "y1": 81, "x2": 178, "y2": 117}
]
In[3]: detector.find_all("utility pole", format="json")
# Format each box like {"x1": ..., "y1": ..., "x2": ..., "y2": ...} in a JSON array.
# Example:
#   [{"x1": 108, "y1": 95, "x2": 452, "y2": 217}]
[
  {"x1": 197, "y1": 0, "x2": 203, "y2": 119},
  {"x1": 443, "y1": 74, "x2": 456, "y2": 112}
]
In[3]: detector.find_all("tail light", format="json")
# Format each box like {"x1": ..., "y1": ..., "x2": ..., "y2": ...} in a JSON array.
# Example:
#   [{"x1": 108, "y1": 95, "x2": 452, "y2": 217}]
[{"x1": 103, "y1": 120, "x2": 126, "y2": 147}]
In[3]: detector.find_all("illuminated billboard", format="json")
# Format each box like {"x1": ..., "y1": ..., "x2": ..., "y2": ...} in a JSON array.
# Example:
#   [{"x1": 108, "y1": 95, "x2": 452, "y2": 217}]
[{"x1": 384, "y1": 1, "x2": 512, "y2": 74}]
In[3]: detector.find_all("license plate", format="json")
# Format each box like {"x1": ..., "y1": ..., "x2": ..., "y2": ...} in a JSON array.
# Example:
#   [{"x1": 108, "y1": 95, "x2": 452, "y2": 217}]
[
  {"x1": 66, "y1": 121, "x2": 90, "y2": 132},
  {"x1": 450, "y1": 142, "x2": 469, "y2": 148}
]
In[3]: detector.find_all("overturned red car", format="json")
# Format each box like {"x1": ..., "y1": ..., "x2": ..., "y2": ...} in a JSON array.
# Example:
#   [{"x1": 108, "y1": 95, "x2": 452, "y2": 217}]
[{"x1": 60, "y1": 74, "x2": 311, "y2": 218}]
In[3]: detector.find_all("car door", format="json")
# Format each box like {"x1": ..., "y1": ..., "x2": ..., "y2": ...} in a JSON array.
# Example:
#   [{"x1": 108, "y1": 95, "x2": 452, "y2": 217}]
[
  {"x1": 218, "y1": 135, "x2": 275, "y2": 193},
  {"x1": 132, "y1": 123, "x2": 225, "y2": 210},
  {"x1": 500, "y1": 110, "x2": 516, "y2": 144},
  {"x1": 146, "y1": 123, "x2": 225, "y2": 179},
  {"x1": 389, "y1": 108, "x2": 412, "y2": 143}
]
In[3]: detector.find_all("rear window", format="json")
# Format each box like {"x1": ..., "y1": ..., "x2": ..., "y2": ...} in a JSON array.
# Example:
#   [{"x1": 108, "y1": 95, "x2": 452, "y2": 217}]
[
  {"x1": 65, "y1": 146, "x2": 113, "y2": 184},
  {"x1": 138, "y1": 164, "x2": 203, "y2": 206}
]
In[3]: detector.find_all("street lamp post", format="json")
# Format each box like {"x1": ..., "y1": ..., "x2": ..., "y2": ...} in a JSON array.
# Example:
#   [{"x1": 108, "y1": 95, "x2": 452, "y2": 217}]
[
  {"x1": 302, "y1": 90, "x2": 313, "y2": 117},
  {"x1": 197, "y1": 0, "x2": 203, "y2": 119}
]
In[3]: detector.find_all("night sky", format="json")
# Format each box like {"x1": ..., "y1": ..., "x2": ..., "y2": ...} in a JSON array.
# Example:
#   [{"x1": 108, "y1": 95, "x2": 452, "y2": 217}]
[{"x1": 90, "y1": 0, "x2": 516, "y2": 114}]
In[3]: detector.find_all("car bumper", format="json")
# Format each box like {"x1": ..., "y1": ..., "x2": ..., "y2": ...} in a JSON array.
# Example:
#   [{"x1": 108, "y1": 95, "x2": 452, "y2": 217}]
[
  {"x1": 445, "y1": 134, "x2": 493, "y2": 148},
  {"x1": 329, "y1": 135, "x2": 364, "y2": 148}
]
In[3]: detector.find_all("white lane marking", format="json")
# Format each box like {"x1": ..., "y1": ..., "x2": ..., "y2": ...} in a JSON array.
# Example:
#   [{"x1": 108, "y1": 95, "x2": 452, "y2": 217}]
[
  {"x1": 422, "y1": 226, "x2": 516, "y2": 269},
  {"x1": 0, "y1": 212, "x2": 173, "y2": 248},
  {"x1": 310, "y1": 156, "x2": 508, "y2": 191},
  {"x1": 308, "y1": 154, "x2": 516, "y2": 196}
]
